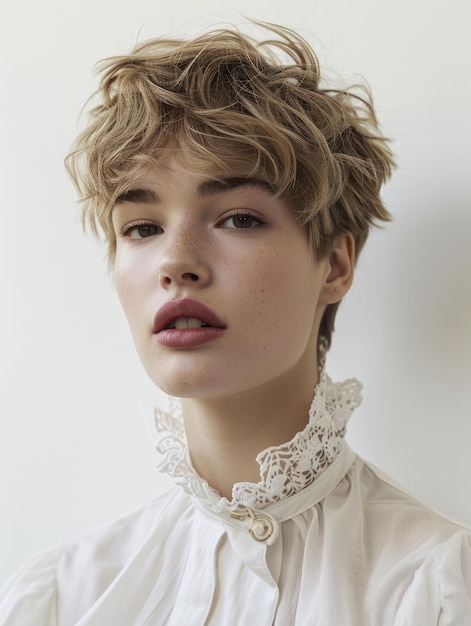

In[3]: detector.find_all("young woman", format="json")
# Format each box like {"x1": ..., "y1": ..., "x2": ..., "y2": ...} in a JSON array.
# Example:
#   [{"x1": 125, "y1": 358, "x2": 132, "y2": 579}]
[{"x1": 1, "y1": 22, "x2": 469, "y2": 625}]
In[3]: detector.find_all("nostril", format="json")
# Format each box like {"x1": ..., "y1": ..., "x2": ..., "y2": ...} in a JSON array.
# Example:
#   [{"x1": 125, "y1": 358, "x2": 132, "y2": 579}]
[
  {"x1": 182, "y1": 272, "x2": 199, "y2": 282},
  {"x1": 159, "y1": 268, "x2": 202, "y2": 285}
]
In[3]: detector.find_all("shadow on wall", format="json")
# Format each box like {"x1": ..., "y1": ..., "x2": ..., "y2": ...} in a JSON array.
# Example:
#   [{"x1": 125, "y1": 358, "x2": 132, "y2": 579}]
[
  {"x1": 389, "y1": 195, "x2": 471, "y2": 375},
  {"x1": 374, "y1": 191, "x2": 471, "y2": 520}
]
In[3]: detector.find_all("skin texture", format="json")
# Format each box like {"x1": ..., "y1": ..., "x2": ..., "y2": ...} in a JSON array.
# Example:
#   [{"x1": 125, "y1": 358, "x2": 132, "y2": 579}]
[{"x1": 112, "y1": 161, "x2": 354, "y2": 498}]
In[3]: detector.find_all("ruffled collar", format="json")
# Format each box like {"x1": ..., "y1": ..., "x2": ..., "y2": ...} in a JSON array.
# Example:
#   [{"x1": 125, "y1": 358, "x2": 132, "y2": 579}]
[{"x1": 154, "y1": 373, "x2": 362, "y2": 513}]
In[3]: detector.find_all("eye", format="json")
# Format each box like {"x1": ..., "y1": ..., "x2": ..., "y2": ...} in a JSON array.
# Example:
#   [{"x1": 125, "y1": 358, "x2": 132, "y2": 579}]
[
  {"x1": 220, "y1": 213, "x2": 263, "y2": 229},
  {"x1": 120, "y1": 222, "x2": 162, "y2": 239}
]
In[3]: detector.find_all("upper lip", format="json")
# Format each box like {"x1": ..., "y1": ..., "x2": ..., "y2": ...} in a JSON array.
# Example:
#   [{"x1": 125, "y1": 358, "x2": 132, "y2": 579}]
[{"x1": 153, "y1": 298, "x2": 226, "y2": 333}]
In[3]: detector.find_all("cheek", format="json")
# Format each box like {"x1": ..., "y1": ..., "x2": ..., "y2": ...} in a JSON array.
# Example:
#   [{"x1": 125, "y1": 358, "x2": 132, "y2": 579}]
[
  {"x1": 113, "y1": 262, "x2": 133, "y2": 315},
  {"x1": 232, "y1": 244, "x2": 318, "y2": 333},
  {"x1": 113, "y1": 254, "x2": 150, "y2": 329}
]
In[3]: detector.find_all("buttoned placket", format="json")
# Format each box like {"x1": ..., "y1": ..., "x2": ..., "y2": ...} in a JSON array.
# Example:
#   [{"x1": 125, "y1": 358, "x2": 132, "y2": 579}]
[
  {"x1": 187, "y1": 444, "x2": 356, "y2": 625},
  {"x1": 202, "y1": 513, "x2": 281, "y2": 626},
  {"x1": 158, "y1": 516, "x2": 226, "y2": 626}
]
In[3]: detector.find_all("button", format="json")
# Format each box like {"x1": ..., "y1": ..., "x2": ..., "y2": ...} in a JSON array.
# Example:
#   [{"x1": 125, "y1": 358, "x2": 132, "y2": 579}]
[
  {"x1": 250, "y1": 515, "x2": 274, "y2": 542},
  {"x1": 230, "y1": 508, "x2": 278, "y2": 544}
]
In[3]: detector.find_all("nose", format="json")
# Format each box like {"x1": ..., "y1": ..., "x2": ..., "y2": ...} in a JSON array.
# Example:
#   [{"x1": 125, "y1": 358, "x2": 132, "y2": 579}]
[{"x1": 158, "y1": 229, "x2": 211, "y2": 289}]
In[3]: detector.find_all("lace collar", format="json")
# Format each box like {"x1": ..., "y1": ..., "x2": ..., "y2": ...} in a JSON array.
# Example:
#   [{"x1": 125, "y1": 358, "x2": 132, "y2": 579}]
[{"x1": 154, "y1": 373, "x2": 362, "y2": 513}]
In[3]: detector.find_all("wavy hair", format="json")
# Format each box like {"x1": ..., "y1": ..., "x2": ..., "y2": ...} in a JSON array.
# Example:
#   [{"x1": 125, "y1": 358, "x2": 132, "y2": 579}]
[{"x1": 66, "y1": 22, "x2": 395, "y2": 356}]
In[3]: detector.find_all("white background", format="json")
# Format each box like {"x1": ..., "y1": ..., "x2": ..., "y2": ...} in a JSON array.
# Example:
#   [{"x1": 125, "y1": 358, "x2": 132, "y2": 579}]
[{"x1": 1, "y1": 0, "x2": 470, "y2": 583}]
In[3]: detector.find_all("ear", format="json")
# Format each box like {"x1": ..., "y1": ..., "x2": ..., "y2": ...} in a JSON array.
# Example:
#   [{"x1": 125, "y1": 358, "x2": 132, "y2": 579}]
[{"x1": 319, "y1": 233, "x2": 355, "y2": 305}]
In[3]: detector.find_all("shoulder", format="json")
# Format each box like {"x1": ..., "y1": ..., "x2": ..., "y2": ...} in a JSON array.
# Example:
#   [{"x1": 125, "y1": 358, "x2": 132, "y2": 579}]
[
  {"x1": 346, "y1": 456, "x2": 471, "y2": 621},
  {"x1": 354, "y1": 456, "x2": 470, "y2": 540},
  {"x1": 57, "y1": 486, "x2": 191, "y2": 599},
  {"x1": 60, "y1": 486, "x2": 189, "y2": 563},
  {"x1": 0, "y1": 486, "x2": 190, "y2": 625},
  {"x1": 0, "y1": 547, "x2": 58, "y2": 625},
  {"x1": 387, "y1": 530, "x2": 471, "y2": 624}
]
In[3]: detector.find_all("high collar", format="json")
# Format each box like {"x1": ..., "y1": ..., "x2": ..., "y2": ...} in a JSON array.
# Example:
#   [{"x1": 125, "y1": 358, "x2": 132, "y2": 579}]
[{"x1": 154, "y1": 373, "x2": 362, "y2": 515}]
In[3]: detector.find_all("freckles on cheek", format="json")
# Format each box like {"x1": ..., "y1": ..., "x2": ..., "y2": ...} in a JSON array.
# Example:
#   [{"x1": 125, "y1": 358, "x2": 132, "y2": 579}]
[{"x1": 248, "y1": 243, "x2": 281, "y2": 282}]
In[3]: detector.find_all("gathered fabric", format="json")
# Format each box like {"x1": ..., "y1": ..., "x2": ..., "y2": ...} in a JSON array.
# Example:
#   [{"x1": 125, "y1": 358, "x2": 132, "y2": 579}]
[
  {"x1": 1, "y1": 375, "x2": 470, "y2": 625},
  {"x1": 154, "y1": 373, "x2": 362, "y2": 512}
]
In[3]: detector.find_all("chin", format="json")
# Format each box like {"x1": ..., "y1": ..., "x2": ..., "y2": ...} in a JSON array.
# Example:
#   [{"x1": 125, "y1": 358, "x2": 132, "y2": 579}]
[
  {"x1": 148, "y1": 369, "x2": 264, "y2": 401},
  {"x1": 145, "y1": 368, "x2": 223, "y2": 399}
]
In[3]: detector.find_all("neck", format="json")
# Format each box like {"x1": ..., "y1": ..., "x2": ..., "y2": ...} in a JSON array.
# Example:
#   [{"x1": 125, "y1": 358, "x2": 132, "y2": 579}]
[{"x1": 181, "y1": 364, "x2": 320, "y2": 500}]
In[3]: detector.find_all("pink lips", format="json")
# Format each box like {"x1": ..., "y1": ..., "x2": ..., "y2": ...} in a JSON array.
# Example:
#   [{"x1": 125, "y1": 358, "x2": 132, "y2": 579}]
[{"x1": 153, "y1": 299, "x2": 226, "y2": 348}]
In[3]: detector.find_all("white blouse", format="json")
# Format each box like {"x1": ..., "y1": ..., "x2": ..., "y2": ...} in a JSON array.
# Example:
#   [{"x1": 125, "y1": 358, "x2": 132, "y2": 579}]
[{"x1": 1, "y1": 375, "x2": 470, "y2": 625}]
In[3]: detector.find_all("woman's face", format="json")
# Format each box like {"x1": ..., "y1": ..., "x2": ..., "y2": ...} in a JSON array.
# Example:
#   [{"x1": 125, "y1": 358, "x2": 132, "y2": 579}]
[{"x1": 112, "y1": 161, "x2": 331, "y2": 399}]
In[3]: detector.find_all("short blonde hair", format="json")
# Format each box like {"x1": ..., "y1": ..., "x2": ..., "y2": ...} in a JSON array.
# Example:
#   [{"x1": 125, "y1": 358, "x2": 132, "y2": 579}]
[{"x1": 66, "y1": 22, "x2": 395, "y2": 355}]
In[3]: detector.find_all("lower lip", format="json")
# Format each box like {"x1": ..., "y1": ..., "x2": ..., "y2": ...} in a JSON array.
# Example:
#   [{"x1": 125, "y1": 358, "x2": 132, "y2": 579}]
[{"x1": 156, "y1": 328, "x2": 224, "y2": 348}]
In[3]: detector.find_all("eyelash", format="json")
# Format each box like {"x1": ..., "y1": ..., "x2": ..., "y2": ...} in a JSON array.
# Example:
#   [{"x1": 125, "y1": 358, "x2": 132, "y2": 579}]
[
  {"x1": 218, "y1": 210, "x2": 266, "y2": 229},
  {"x1": 118, "y1": 221, "x2": 161, "y2": 239},
  {"x1": 118, "y1": 211, "x2": 267, "y2": 239}
]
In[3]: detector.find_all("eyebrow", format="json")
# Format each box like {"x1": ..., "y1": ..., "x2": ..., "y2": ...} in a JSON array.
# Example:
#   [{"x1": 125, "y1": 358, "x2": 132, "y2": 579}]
[
  {"x1": 114, "y1": 187, "x2": 159, "y2": 206},
  {"x1": 197, "y1": 177, "x2": 276, "y2": 197},
  {"x1": 113, "y1": 177, "x2": 276, "y2": 206}
]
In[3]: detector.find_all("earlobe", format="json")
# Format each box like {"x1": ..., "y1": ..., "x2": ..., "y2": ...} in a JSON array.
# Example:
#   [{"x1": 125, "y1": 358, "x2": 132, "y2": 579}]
[{"x1": 320, "y1": 233, "x2": 355, "y2": 304}]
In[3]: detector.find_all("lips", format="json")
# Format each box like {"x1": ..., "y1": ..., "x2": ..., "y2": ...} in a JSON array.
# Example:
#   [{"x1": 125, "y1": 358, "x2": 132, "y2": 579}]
[{"x1": 153, "y1": 299, "x2": 226, "y2": 348}]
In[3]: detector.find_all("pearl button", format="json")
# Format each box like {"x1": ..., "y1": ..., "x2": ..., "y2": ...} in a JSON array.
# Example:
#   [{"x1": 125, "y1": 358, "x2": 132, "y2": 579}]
[
  {"x1": 249, "y1": 515, "x2": 274, "y2": 542},
  {"x1": 230, "y1": 508, "x2": 277, "y2": 543}
]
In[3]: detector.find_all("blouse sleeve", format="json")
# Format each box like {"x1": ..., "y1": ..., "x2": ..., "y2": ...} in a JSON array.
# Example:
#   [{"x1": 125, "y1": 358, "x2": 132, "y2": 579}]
[
  {"x1": 0, "y1": 548, "x2": 58, "y2": 626},
  {"x1": 396, "y1": 530, "x2": 471, "y2": 625}
]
